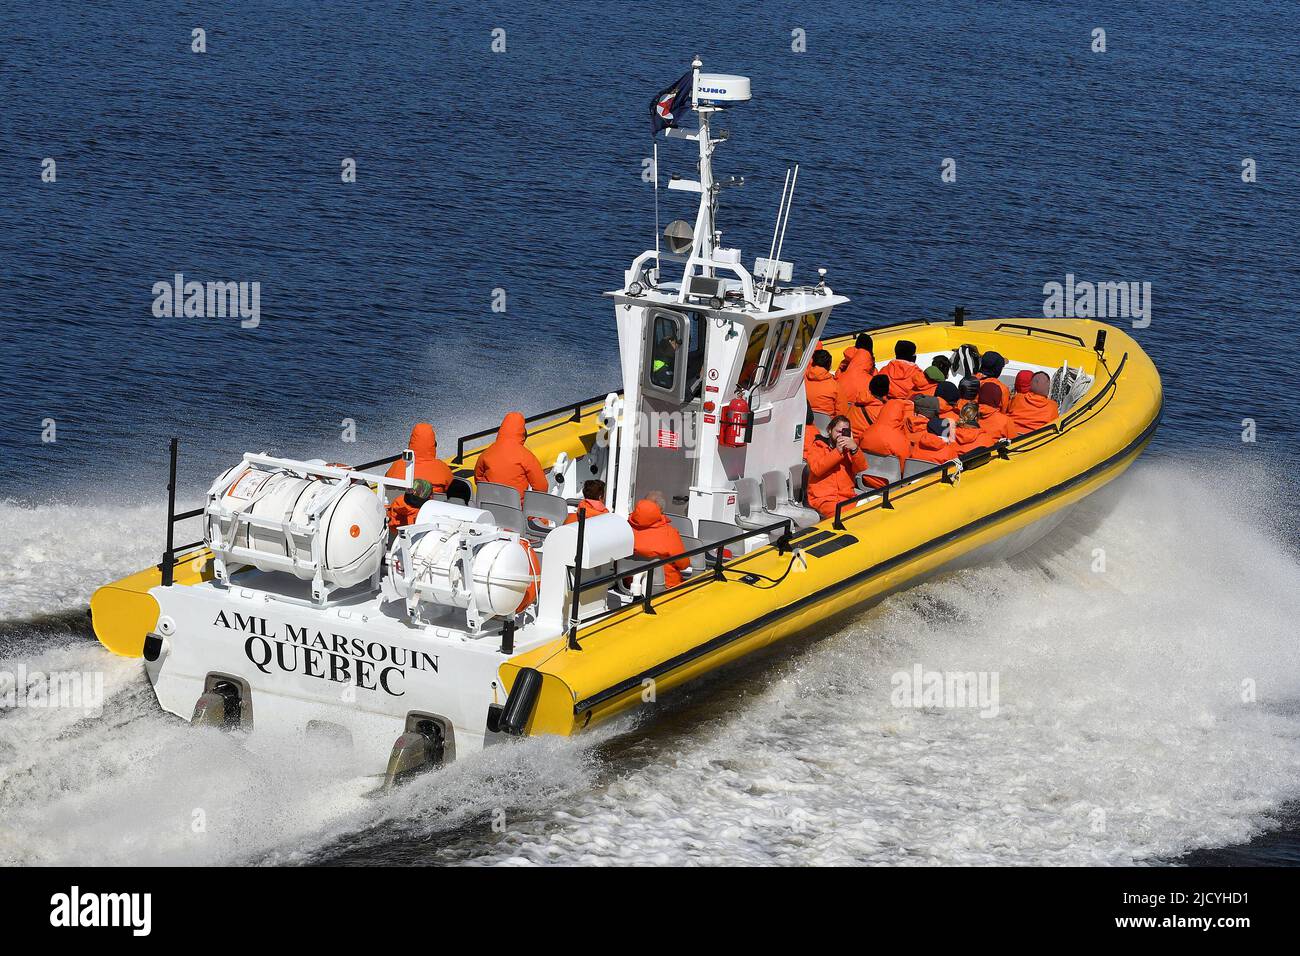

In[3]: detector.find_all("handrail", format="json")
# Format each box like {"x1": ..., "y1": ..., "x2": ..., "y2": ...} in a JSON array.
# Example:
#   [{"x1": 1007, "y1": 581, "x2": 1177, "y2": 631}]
[
  {"x1": 159, "y1": 438, "x2": 207, "y2": 584},
  {"x1": 831, "y1": 443, "x2": 1006, "y2": 530},
  {"x1": 565, "y1": 515, "x2": 794, "y2": 648},
  {"x1": 993, "y1": 323, "x2": 1087, "y2": 348},
  {"x1": 452, "y1": 389, "x2": 617, "y2": 463},
  {"x1": 827, "y1": 306, "x2": 973, "y2": 345}
]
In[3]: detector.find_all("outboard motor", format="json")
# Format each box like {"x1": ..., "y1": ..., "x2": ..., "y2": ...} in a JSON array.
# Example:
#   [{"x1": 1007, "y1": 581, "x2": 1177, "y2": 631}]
[
  {"x1": 382, "y1": 715, "x2": 446, "y2": 789},
  {"x1": 191, "y1": 677, "x2": 245, "y2": 730}
]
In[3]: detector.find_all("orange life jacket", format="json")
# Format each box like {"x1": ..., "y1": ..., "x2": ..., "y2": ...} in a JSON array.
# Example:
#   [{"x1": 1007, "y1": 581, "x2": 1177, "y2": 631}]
[
  {"x1": 804, "y1": 428, "x2": 867, "y2": 520},
  {"x1": 385, "y1": 423, "x2": 453, "y2": 491},
  {"x1": 628, "y1": 499, "x2": 690, "y2": 588},
  {"x1": 803, "y1": 365, "x2": 839, "y2": 415},
  {"x1": 474, "y1": 411, "x2": 548, "y2": 503}
]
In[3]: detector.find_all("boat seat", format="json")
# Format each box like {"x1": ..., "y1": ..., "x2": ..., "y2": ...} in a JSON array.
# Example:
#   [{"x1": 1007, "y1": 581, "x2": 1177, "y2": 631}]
[
  {"x1": 811, "y1": 411, "x2": 833, "y2": 431},
  {"x1": 665, "y1": 512, "x2": 694, "y2": 537},
  {"x1": 863, "y1": 453, "x2": 902, "y2": 484},
  {"x1": 903, "y1": 458, "x2": 935, "y2": 479},
  {"x1": 480, "y1": 500, "x2": 524, "y2": 533},
  {"x1": 428, "y1": 492, "x2": 447, "y2": 502},
  {"x1": 696, "y1": 519, "x2": 739, "y2": 560},
  {"x1": 523, "y1": 490, "x2": 569, "y2": 546},
  {"x1": 760, "y1": 469, "x2": 821, "y2": 530},
  {"x1": 628, "y1": 564, "x2": 667, "y2": 597},
  {"x1": 474, "y1": 481, "x2": 521, "y2": 509},
  {"x1": 679, "y1": 534, "x2": 707, "y2": 572},
  {"x1": 789, "y1": 463, "x2": 809, "y2": 506}
]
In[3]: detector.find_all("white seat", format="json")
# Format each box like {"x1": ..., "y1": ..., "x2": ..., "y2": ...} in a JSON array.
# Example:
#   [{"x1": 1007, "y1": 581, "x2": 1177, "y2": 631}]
[
  {"x1": 679, "y1": 535, "x2": 707, "y2": 572},
  {"x1": 811, "y1": 411, "x2": 833, "y2": 431},
  {"x1": 761, "y1": 469, "x2": 821, "y2": 529},
  {"x1": 863, "y1": 453, "x2": 902, "y2": 484},
  {"x1": 475, "y1": 481, "x2": 521, "y2": 508},
  {"x1": 903, "y1": 458, "x2": 935, "y2": 478},
  {"x1": 479, "y1": 500, "x2": 524, "y2": 533},
  {"x1": 665, "y1": 512, "x2": 694, "y2": 537},
  {"x1": 523, "y1": 490, "x2": 569, "y2": 546}
]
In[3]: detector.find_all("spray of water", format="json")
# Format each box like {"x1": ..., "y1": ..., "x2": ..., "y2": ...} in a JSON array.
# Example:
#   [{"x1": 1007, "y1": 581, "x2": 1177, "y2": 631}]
[{"x1": 1, "y1": 457, "x2": 1297, "y2": 865}]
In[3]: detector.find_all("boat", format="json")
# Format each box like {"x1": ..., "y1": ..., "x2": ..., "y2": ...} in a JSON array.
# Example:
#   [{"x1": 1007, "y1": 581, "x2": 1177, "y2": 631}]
[{"x1": 89, "y1": 60, "x2": 1162, "y2": 784}]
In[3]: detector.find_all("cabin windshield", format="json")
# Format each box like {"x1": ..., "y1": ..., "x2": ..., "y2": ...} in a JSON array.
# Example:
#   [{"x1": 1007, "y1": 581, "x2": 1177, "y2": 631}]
[
  {"x1": 786, "y1": 312, "x2": 820, "y2": 371},
  {"x1": 764, "y1": 318, "x2": 795, "y2": 388},
  {"x1": 736, "y1": 323, "x2": 770, "y2": 391},
  {"x1": 649, "y1": 313, "x2": 682, "y2": 391}
]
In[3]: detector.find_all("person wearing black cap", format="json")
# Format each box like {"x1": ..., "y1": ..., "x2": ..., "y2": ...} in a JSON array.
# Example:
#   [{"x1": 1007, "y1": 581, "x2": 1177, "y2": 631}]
[
  {"x1": 976, "y1": 350, "x2": 1011, "y2": 411},
  {"x1": 935, "y1": 380, "x2": 961, "y2": 424},
  {"x1": 883, "y1": 339, "x2": 932, "y2": 400}
]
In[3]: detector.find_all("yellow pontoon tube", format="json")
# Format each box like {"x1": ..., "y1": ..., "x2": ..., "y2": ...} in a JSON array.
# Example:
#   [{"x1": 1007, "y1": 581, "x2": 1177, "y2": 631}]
[{"x1": 496, "y1": 317, "x2": 1161, "y2": 738}]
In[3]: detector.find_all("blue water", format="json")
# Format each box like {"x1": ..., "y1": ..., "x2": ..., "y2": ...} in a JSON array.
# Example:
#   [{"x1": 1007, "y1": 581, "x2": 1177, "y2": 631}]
[
  {"x1": 3, "y1": 0, "x2": 1297, "y2": 496},
  {"x1": 2, "y1": 1, "x2": 1299, "y2": 865}
]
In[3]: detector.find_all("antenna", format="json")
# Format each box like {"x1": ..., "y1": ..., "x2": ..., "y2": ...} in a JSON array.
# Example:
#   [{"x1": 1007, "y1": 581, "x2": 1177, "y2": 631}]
[
  {"x1": 773, "y1": 164, "x2": 799, "y2": 271},
  {"x1": 762, "y1": 165, "x2": 799, "y2": 304}
]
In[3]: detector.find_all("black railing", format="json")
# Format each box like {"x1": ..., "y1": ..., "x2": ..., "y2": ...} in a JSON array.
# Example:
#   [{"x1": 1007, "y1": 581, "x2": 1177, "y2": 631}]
[
  {"x1": 159, "y1": 438, "x2": 206, "y2": 586},
  {"x1": 563, "y1": 511, "x2": 794, "y2": 649},
  {"x1": 830, "y1": 306, "x2": 973, "y2": 345},
  {"x1": 993, "y1": 323, "x2": 1087, "y2": 348},
  {"x1": 831, "y1": 445, "x2": 1002, "y2": 531},
  {"x1": 452, "y1": 390, "x2": 616, "y2": 464}
]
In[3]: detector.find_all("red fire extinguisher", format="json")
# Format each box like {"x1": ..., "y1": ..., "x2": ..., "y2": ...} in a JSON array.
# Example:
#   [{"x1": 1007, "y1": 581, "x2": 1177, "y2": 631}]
[{"x1": 719, "y1": 395, "x2": 753, "y2": 447}]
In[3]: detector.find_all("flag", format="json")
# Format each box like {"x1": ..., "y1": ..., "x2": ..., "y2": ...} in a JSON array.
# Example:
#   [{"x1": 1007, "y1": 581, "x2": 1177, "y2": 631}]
[{"x1": 650, "y1": 69, "x2": 693, "y2": 136}]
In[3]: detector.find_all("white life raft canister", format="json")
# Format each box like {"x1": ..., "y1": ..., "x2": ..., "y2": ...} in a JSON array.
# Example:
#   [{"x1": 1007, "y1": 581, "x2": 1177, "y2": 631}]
[
  {"x1": 405, "y1": 520, "x2": 539, "y2": 616},
  {"x1": 209, "y1": 464, "x2": 386, "y2": 588}
]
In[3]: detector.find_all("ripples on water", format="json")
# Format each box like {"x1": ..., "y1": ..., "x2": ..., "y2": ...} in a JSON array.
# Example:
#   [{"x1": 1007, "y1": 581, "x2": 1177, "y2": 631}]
[{"x1": 1, "y1": 1, "x2": 1298, "y2": 865}]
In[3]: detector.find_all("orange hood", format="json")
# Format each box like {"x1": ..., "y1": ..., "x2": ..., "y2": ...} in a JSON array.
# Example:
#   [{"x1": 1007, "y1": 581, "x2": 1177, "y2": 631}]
[
  {"x1": 629, "y1": 499, "x2": 669, "y2": 530},
  {"x1": 495, "y1": 411, "x2": 527, "y2": 445},
  {"x1": 407, "y1": 422, "x2": 438, "y2": 459},
  {"x1": 805, "y1": 365, "x2": 833, "y2": 383}
]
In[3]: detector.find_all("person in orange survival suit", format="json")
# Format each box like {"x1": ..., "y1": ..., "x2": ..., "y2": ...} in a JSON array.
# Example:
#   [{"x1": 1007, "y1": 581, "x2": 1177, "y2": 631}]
[
  {"x1": 564, "y1": 479, "x2": 609, "y2": 525},
  {"x1": 883, "y1": 339, "x2": 933, "y2": 400},
  {"x1": 842, "y1": 373, "x2": 898, "y2": 443},
  {"x1": 627, "y1": 498, "x2": 691, "y2": 588},
  {"x1": 835, "y1": 335, "x2": 877, "y2": 415},
  {"x1": 934, "y1": 381, "x2": 962, "y2": 425},
  {"x1": 976, "y1": 380, "x2": 1020, "y2": 443},
  {"x1": 385, "y1": 423, "x2": 454, "y2": 492},
  {"x1": 860, "y1": 399, "x2": 912, "y2": 488},
  {"x1": 804, "y1": 349, "x2": 839, "y2": 416},
  {"x1": 386, "y1": 478, "x2": 435, "y2": 533},
  {"x1": 474, "y1": 411, "x2": 548, "y2": 503},
  {"x1": 1008, "y1": 371, "x2": 1060, "y2": 431},
  {"x1": 837, "y1": 332, "x2": 876, "y2": 377},
  {"x1": 913, "y1": 355, "x2": 952, "y2": 398},
  {"x1": 976, "y1": 351, "x2": 1011, "y2": 412},
  {"x1": 805, "y1": 414, "x2": 867, "y2": 520}
]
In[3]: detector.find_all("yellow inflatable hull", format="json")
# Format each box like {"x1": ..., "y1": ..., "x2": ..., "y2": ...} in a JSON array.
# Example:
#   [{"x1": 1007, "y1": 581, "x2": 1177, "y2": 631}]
[
  {"x1": 498, "y1": 317, "x2": 1161, "y2": 737},
  {"x1": 92, "y1": 317, "x2": 1160, "y2": 746}
]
